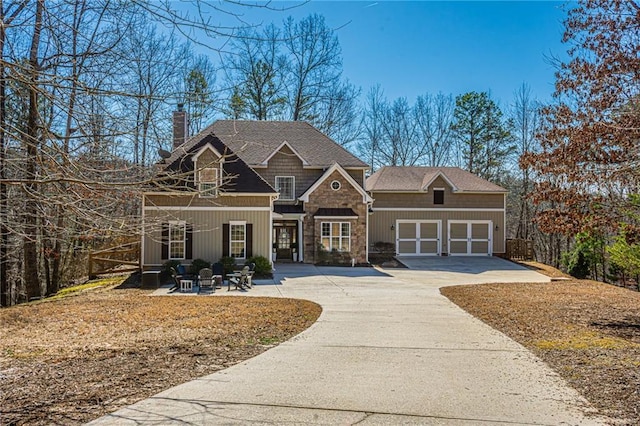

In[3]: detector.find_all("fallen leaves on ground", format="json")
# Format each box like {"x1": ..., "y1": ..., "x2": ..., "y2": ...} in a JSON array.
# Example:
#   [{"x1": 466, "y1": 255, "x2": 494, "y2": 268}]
[
  {"x1": 0, "y1": 283, "x2": 321, "y2": 425},
  {"x1": 441, "y1": 280, "x2": 640, "y2": 425}
]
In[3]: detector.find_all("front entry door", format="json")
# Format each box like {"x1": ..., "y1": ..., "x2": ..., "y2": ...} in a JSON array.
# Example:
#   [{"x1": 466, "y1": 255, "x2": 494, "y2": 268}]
[{"x1": 276, "y1": 226, "x2": 296, "y2": 261}]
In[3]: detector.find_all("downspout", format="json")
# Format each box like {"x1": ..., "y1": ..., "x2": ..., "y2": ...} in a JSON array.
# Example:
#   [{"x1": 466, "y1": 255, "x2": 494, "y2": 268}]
[
  {"x1": 366, "y1": 201, "x2": 372, "y2": 264},
  {"x1": 141, "y1": 194, "x2": 146, "y2": 271},
  {"x1": 269, "y1": 195, "x2": 275, "y2": 268}
]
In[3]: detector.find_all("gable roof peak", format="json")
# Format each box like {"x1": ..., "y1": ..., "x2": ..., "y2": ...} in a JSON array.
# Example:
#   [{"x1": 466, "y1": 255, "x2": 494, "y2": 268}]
[
  {"x1": 261, "y1": 140, "x2": 310, "y2": 166},
  {"x1": 300, "y1": 162, "x2": 372, "y2": 203}
]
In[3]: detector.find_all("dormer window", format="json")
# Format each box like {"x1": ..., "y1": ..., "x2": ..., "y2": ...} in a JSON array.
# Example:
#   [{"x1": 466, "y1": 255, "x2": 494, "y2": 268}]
[
  {"x1": 433, "y1": 188, "x2": 444, "y2": 205},
  {"x1": 199, "y1": 167, "x2": 219, "y2": 197},
  {"x1": 275, "y1": 176, "x2": 295, "y2": 201}
]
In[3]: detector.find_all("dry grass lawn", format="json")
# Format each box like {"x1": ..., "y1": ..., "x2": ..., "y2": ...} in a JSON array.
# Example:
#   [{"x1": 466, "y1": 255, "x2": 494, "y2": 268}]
[
  {"x1": 0, "y1": 278, "x2": 321, "y2": 425},
  {"x1": 4, "y1": 265, "x2": 640, "y2": 425},
  {"x1": 441, "y1": 273, "x2": 640, "y2": 425}
]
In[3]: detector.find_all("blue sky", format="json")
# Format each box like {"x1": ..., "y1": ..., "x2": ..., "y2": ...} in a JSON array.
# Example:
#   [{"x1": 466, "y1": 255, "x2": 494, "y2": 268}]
[{"x1": 202, "y1": 1, "x2": 570, "y2": 108}]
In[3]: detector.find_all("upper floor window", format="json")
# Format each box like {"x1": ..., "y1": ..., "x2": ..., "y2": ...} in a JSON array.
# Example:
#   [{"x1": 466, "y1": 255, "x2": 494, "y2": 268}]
[
  {"x1": 199, "y1": 167, "x2": 219, "y2": 196},
  {"x1": 275, "y1": 176, "x2": 295, "y2": 200},
  {"x1": 433, "y1": 188, "x2": 444, "y2": 205}
]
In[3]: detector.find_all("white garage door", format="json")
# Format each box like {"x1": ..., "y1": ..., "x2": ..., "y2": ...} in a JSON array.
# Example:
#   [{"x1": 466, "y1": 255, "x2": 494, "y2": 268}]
[
  {"x1": 448, "y1": 221, "x2": 492, "y2": 256},
  {"x1": 396, "y1": 220, "x2": 441, "y2": 256}
]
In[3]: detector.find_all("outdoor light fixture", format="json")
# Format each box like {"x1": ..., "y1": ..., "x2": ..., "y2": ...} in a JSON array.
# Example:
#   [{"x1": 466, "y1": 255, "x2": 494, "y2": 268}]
[
  {"x1": 495, "y1": 224, "x2": 499, "y2": 231},
  {"x1": 391, "y1": 224, "x2": 395, "y2": 231}
]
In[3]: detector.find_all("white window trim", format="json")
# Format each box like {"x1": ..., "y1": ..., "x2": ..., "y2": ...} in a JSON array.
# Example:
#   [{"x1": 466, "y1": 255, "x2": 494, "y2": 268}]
[
  {"x1": 320, "y1": 221, "x2": 351, "y2": 252},
  {"x1": 198, "y1": 167, "x2": 219, "y2": 197},
  {"x1": 331, "y1": 180, "x2": 341, "y2": 191},
  {"x1": 433, "y1": 187, "x2": 445, "y2": 204},
  {"x1": 275, "y1": 176, "x2": 295, "y2": 201},
  {"x1": 168, "y1": 220, "x2": 186, "y2": 260},
  {"x1": 229, "y1": 220, "x2": 247, "y2": 260}
]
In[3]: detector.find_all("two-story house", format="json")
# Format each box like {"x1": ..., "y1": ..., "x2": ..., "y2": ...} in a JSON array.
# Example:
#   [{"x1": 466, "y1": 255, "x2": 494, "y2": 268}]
[{"x1": 141, "y1": 112, "x2": 371, "y2": 271}]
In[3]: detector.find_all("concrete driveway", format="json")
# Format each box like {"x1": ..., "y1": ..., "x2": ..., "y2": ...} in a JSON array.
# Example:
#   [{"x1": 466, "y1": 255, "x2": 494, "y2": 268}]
[{"x1": 90, "y1": 257, "x2": 606, "y2": 425}]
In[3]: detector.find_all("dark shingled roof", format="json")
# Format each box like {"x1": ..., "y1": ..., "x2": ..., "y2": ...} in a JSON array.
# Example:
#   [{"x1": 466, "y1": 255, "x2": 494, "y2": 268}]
[
  {"x1": 274, "y1": 204, "x2": 305, "y2": 214},
  {"x1": 162, "y1": 134, "x2": 275, "y2": 194},
  {"x1": 209, "y1": 120, "x2": 369, "y2": 168},
  {"x1": 366, "y1": 167, "x2": 507, "y2": 193}
]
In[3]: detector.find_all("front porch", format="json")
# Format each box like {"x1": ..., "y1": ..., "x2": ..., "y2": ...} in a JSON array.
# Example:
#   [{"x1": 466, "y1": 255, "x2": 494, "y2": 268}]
[{"x1": 272, "y1": 202, "x2": 305, "y2": 263}]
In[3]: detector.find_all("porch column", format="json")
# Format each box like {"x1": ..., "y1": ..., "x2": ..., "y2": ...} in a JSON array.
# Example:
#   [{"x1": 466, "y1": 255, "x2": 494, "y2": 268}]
[{"x1": 298, "y1": 217, "x2": 304, "y2": 262}]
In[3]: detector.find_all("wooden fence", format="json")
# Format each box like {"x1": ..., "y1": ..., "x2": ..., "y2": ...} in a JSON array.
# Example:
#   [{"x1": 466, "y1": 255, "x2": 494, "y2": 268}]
[
  {"x1": 88, "y1": 241, "x2": 140, "y2": 278},
  {"x1": 506, "y1": 238, "x2": 534, "y2": 260}
]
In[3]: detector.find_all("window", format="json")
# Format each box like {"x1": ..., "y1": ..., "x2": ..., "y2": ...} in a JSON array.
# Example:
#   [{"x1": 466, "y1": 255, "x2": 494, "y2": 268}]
[
  {"x1": 230, "y1": 221, "x2": 246, "y2": 259},
  {"x1": 330, "y1": 180, "x2": 341, "y2": 191},
  {"x1": 275, "y1": 176, "x2": 295, "y2": 200},
  {"x1": 199, "y1": 167, "x2": 219, "y2": 196},
  {"x1": 433, "y1": 188, "x2": 444, "y2": 205},
  {"x1": 321, "y1": 222, "x2": 350, "y2": 252},
  {"x1": 169, "y1": 221, "x2": 186, "y2": 259}
]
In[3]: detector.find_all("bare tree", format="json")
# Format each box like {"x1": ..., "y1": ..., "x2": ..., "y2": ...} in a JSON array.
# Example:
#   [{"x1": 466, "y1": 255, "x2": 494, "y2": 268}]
[
  {"x1": 414, "y1": 93, "x2": 455, "y2": 167},
  {"x1": 22, "y1": 0, "x2": 44, "y2": 301},
  {"x1": 307, "y1": 78, "x2": 360, "y2": 146},
  {"x1": 359, "y1": 85, "x2": 386, "y2": 171},
  {"x1": 0, "y1": 1, "x2": 274, "y2": 305},
  {"x1": 283, "y1": 13, "x2": 342, "y2": 122},
  {"x1": 507, "y1": 83, "x2": 541, "y2": 240},
  {"x1": 123, "y1": 18, "x2": 190, "y2": 164},
  {"x1": 379, "y1": 97, "x2": 421, "y2": 166},
  {"x1": 223, "y1": 24, "x2": 286, "y2": 120},
  {"x1": 0, "y1": 0, "x2": 29, "y2": 306},
  {"x1": 182, "y1": 54, "x2": 216, "y2": 134}
]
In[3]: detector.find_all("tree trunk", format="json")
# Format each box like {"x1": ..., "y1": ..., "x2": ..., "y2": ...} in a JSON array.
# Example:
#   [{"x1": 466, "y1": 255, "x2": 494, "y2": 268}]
[
  {"x1": 23, "y1": 0, "x2": 44, "y2": 300},
  {"x1": 0, "y1": 0, "x2": 8, "y2": 306}
]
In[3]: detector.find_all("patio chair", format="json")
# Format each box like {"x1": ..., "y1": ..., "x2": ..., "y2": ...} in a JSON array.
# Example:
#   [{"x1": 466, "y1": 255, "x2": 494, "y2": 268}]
[
  {"x1": 212, "y1": 262, "x2": 224, "y2": 289},
  {"x1": 198, "y1": 268, "x2": 214, "y2": 294},
  {"x1": 177, "y1": 264, "x2": 187, "y2": 276},
  {"x1": 228, "y1": 265, "x2": 250, "y2": 291},
  {"x1": 169, "y1": 267, "x2": 180, "y2": 291},
  {"x1": 246, "y1": 262, "x2": 256, "y2": 288},
  {"x1": 171, "y1": 267, "x2": 193, "y2": 293}
]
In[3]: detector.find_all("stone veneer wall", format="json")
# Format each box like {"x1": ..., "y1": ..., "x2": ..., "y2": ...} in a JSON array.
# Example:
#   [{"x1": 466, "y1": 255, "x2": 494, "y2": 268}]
[{"x1": 302, "y1": 170, "x2": 368, "y2": 264}]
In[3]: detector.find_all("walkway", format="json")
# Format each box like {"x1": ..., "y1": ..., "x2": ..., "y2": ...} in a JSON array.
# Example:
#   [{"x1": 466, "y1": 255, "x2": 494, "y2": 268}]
[{"x1": 90, "y1": 258, "x2": 606, "y2": 425}]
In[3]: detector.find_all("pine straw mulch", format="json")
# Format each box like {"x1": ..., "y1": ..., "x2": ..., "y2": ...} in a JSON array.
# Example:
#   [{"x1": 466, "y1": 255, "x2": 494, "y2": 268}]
[
  {"x1": 0, "y1": 279, "x2": 321, "y2": 425},
  {"x1": 441, "y1": 275, "x2": 640, "y2": 425},
  {"x1": 515, "y1": 259, "x2": 574, "y2": 279}
]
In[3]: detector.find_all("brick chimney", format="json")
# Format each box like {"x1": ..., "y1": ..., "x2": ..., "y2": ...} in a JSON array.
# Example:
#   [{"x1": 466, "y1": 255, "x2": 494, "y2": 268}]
[{"x1": 172, "y1": 103, "x2": 189, "y2": 149}]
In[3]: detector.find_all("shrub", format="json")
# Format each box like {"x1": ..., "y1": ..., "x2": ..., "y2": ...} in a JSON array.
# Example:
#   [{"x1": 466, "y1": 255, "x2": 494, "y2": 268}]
[
  {"x1": 219, "y1": 256, "x2": 236, "y2": 275},
  {"x1": 163, "y1": 260, "x2": 181, "y2": 274},
  {"x1": 561, "y1": 231, "x2": 605, "y2": 280},
  {"x1": 373, "y1": 241, "x2": 395, "y2": 254},
  {"x1": 563, "y1": 250, "x2": 590, "y2": 279},
  {"x1": 607, "y1": 226, "x2": 640, "y2": 288},
  {"x1": 315, "y1": 243, "x2": 351, "y2": 265},
  {"x1": 189, "y1": 258, "x2": 211, "y2": 274},
  {"x1": 246, "y1": 256, "x2": 271, "y2": 275}
]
